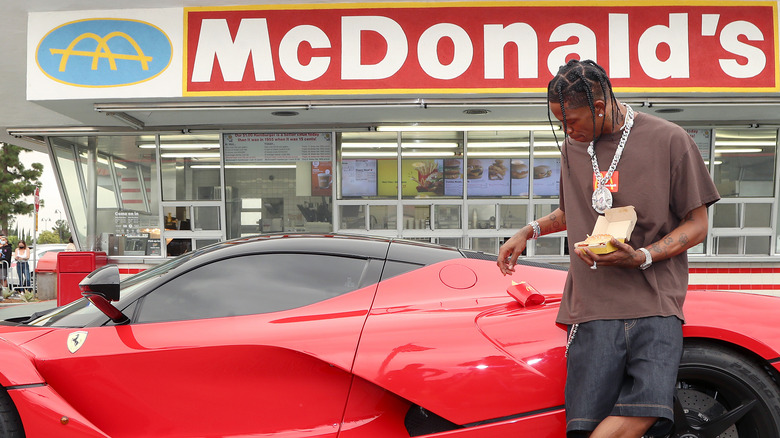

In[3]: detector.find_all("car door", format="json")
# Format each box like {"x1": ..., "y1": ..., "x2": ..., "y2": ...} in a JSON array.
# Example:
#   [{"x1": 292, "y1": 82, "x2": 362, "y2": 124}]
[{"x1": 24, "y1": 253, "x2": 384, "y2": 438}]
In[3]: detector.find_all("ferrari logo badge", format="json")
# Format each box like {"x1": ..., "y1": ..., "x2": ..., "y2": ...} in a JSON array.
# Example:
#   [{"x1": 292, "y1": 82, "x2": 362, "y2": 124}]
[{"x1": 67, "y1": 331, "x2": 88, "y2": 354}]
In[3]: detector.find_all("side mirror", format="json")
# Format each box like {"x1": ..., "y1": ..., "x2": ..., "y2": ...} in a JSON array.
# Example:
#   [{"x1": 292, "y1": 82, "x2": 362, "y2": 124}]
[
  {"x1": 80, "y1": 264, "x2": 120, "y2": 301},
  {"x1": 80, "y1": 265, "x2": 128, "y2": 324}
]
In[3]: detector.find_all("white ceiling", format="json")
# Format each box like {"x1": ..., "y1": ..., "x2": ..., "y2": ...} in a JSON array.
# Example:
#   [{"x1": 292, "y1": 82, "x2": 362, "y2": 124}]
[{"x1": 3, "y1": 0, "x2": 780, "y2": 154}]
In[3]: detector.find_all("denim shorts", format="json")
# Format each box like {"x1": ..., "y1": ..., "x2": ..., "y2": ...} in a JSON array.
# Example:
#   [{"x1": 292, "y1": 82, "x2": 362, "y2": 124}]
[{"x1": 565, "y1": 316, "x2": 683, "y2": 436}]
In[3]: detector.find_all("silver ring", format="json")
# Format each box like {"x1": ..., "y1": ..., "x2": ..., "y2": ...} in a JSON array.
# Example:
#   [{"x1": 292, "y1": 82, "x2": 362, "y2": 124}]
[{"x1": 591, "y1": 261, "x2": 598, "y2": 270}]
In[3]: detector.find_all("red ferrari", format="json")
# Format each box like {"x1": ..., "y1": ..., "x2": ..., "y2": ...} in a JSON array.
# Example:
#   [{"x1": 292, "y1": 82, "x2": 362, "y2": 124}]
[{"x1": 0, "y1": 234, "x2": 778, "y2": 437}]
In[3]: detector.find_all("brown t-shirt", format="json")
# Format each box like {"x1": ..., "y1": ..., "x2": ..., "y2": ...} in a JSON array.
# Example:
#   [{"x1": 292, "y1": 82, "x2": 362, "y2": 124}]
[{"x1": 556, "y1": 110, "x2": 720, "y2": 324}]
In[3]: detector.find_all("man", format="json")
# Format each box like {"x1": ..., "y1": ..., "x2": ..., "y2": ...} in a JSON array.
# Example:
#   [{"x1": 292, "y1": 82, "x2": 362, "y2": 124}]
[
  {"x1": 0, "y1": 236, "x2": 12, "y2": 291},
  {"x1": 498, "y1": 60, "x2": 720, "y2": 438}
]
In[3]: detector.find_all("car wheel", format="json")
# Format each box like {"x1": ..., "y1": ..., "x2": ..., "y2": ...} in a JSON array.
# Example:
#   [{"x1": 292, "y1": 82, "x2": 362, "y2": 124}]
[
  {"x1": 0, "y1": 388, "x2": 23, "y2": 437},
  {"x1": 671, "y1": 342, "x2": 780, "y2": 437}
]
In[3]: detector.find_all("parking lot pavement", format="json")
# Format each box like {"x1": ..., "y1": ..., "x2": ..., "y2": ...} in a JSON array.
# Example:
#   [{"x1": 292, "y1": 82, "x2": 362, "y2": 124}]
[{"x1": 0, "y1": 300, "x2": 57, "y2": 321}]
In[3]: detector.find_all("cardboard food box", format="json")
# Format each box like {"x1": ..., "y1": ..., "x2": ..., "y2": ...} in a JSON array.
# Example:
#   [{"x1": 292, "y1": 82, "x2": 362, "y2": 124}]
[{"x1": 574, "y1": 206, "x2": 637, "y2": 254}]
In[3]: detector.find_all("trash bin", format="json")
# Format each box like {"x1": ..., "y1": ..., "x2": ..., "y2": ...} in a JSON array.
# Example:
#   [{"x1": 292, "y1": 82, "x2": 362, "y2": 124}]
[
  {"x1": 34, "y1": 252, "x2": 59, "y2": 301},
  {"x1": 56, "y1": 252, "x2": 108, "y2": 306}
]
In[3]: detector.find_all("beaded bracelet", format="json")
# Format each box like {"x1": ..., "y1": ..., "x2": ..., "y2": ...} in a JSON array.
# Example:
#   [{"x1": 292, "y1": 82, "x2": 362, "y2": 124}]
[{"x1": 528, "y1": 220, "x2": 541, "y2": 240}]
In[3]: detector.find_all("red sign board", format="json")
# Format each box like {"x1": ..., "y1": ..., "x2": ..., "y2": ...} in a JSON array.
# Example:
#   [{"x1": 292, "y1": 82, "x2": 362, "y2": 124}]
[
  {"x1": 184, "y1": 2, "x2": 778, "y2": 96},
  {"x1": 34, "y1": 186, "x2": 40, "y2": 213}
]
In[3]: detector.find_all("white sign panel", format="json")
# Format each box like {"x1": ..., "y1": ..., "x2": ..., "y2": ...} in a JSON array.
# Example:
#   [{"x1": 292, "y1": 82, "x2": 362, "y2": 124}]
[
  {"x1": 223, "y1": 133, "x2": 332, "y2": 162},
  {"x1": 27, "y1": 8, "x2": 183, "y2": 100}
]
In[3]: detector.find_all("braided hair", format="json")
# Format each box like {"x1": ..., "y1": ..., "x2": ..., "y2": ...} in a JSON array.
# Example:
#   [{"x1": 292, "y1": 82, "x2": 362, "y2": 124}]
[
  {"x1": 546, "y1": 59, "x2": 623, "y2": 172},
  {"x1": 547, "y1": 59, "x2": 622, "y2": 143}
]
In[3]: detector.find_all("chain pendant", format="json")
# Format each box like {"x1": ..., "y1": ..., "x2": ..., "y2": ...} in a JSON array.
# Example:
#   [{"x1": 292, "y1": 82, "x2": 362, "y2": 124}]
[
  {"x1": 588, "y1": 104, "x2": 633, "y2": 214},
  {"x1": 592, "y1": 186, "x2": 612, "y2": 214}
]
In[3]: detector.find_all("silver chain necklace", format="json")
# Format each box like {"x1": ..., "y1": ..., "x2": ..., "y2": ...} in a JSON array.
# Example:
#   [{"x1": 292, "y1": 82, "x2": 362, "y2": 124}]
[{"x1": 587, "y1": 104, "x2": 634, "y2": 214}]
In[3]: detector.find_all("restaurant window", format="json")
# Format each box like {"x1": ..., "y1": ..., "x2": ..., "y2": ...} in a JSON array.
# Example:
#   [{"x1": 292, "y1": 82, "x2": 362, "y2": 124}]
[
  {"x1": 370, "y1": 205, "x2": 398, "y2": 230},
  {"x1": 156, "y1": 133, "x2": 223, "y2": 256},
  {"x1": 530, "y1": 130, "x2": 562, "y2": 199},
  {"x1": 499, "y1": 204, "x2": 527, "y2": 230},
  {"x1": 400, "y1": 131, "x2": 463, "y2": 199},
  {"x1": 470, "y1": 237, "x2": 499, "y2": 253},
  {"x1": 466, "y1": 130, "x2": 529, "y2": 198},
  {"x1": 50, "y1": 135, "x2": 161, "y2": 256},
  {"x1": 223, "y1": 133, "x2": 333, "y2": 239},
  {"x1": 710, "y1": 128, "x2": 777, "y2": 255},
  {"x1": 159, "y1": 133, "x2": 221, "y2": 202},
  {"x1": 338, "y1": 131, "x2": 398, "y2": 200},
  {"x1": 712, "y1": 128, "x2": 777, "y2": 198},
  {"x1": 434, "y1": 205, "x2": 461, "y2": 229},
  {"x1": 403, "y1": 205, "x2": 431, "y2": 230}
]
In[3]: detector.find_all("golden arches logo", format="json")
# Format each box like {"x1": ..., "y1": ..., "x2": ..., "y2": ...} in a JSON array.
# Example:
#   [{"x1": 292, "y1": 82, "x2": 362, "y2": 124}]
[{"x1": 50, "y1": 32, "x2": 152, "y2": 72}]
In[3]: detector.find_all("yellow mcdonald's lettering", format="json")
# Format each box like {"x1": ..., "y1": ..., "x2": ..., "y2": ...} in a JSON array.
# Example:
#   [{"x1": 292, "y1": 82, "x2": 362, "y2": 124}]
[{"x1": 49, "y1": 31, "x2": 153, "y2": 72}]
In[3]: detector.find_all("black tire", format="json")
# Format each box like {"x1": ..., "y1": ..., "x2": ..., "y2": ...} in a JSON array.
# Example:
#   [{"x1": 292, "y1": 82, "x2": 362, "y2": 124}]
[
  {"x1": 0, "y1": 388, "x2": 23, "y2": 437},
  {"x1": 672, "y1": 342, "x2": 780, "y2": 437}
]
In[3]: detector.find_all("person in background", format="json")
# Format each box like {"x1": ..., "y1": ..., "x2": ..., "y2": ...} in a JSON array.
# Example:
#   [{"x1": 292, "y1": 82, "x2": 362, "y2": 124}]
[
  {"x1": 14, "y1": 240, "x2": 30, "y2": 291},
  {"x1": 66, "y1": 236, "x2": 77, "y2": 251},
  {"x1": 0, "y1": 236, "x2": 11, "y2": 291}
]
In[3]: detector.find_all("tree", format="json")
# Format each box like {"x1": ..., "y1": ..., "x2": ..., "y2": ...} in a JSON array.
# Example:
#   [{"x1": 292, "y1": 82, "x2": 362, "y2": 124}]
[
  {"x1": 0, "y1": 144, "x2": 43, "y2": 236},
  {"x1": 36, "y1": 230, "x2": 60, "y2": 244},
  {"x1": 54, "y1": 219, "x2": 71, "y2": 242}
]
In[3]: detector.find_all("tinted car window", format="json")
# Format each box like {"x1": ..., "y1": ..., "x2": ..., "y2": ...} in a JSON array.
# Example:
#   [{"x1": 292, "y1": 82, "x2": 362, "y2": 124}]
[
  {"x1": 380, "y1": 260, "x2": 424, "y2": 281},
  {"x1": 136, "y1": 253, "x2": 372, "y2": 323}
]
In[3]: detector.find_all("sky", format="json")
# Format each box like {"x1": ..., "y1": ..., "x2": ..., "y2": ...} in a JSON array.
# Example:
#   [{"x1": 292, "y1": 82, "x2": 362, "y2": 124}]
[{"x1": 14, "y1": 149, "x2": 65, "y2": 237}]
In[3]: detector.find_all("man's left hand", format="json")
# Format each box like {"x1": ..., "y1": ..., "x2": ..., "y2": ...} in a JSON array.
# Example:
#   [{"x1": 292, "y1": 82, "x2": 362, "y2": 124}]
[{"x1": 574, "y1": 237, "x2": 644, "y2": 270}]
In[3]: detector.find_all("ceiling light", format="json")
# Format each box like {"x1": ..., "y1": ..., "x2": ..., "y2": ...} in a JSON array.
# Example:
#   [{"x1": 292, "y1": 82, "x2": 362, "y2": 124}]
[
  {"x1": 342, "y1": 151, "x2": 398, "y2": 157},
  {"x1": 714, "y1": 148, "x2": 763, "y2": 153},
  {"x1": 341, "y1": 142, "x2": 460, "y2": 149},
  {"x1": 341, "y1": 143, "x2": 397, "y2": 149},
  {"x1": 467, "y1": 151, "x2": 528, "y2": 157},
  {"x1": 138, "y1": 143, "x2": 220, "y2": 149},
  {"x1": 161, "y1": 152, "x2": 221, "y2": 158},
  {"x1": 402, "y1": 151, "x2": 456, "y2": 157},
  {"x1": 713, "y1": 141, "x2": 776, "y2": 146},
  {"x1": 377, "y1": 124, "x2": 558, "y2": 132},
  {"x1": 192, "y1": 164, "x2": 297, "y2": 169},
  {"x1": 468, "y1": 150, "x2": 561, "y2": 157},
  {"x1": 341, "y1": 151, "x2": 458, "y2": 158},
  {"x1": 468, "y1": 142, "x2": 530, "y2": 148}
]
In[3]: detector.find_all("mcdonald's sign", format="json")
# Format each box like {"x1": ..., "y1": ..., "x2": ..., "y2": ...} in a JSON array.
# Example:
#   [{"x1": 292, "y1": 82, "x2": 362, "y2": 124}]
[{"x1": 36, "y1": 18, "x2": 173, "y2": 87}]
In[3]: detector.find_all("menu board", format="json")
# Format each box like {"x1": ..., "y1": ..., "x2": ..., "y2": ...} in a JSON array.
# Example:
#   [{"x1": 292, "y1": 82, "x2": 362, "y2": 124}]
[
  {"x1": 443, "y1": 158, "x2": 463, "y2": 196},
  {"x1": 466, "y1": 158, "x2": 510, "y2": 197},
  {"x1": 510, "y1": 159, "x2": 530, "y2": 196},
  {"x1": 341, "y1": 159, "x2": 377, "y2": 197},
  {"x1": 686, "y1": 128, "x2": 712, "y2": 160},
  {"x1": 376, "y1": 159, "x2": 398, "y2": 196},
  {"x1": 223, "y1": 133, "x2": 332, "y2": 162},
  {"x1": 402, "y1": 159, "x2": 444, "y2": 197},
  {"x1": 311, "y1": 161, "x2": 332, "y2": 196},
  {"x1": 532, "y1": 158, "x2": 561, "y2": 196},
  {"x1": 341, "y1": 156, "x2": 561, "y2": 198}
]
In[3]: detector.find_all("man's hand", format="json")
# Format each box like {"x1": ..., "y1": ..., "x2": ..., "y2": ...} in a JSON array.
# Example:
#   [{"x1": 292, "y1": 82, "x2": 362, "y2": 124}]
[
  {"x1": 574, "y1": 238, "x2": 644, "y2": 269},
  {"x1": 498, "y1": 230, "x2": 530, "y2": 275},
  {"x1": 577, "y1": 205, "x2": 709, "y2": 270}
]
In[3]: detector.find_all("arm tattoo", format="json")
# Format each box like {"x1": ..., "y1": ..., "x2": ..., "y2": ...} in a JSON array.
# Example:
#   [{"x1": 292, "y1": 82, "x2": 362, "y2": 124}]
[
  {"x1": 546, "y1": 212, "x2": 565, "y2": 233},
  {"x1": 650, "y1": 241, "x2": 668, "y2": 259}
]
